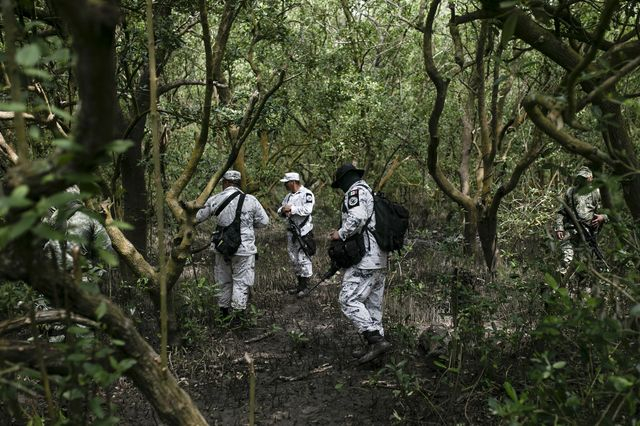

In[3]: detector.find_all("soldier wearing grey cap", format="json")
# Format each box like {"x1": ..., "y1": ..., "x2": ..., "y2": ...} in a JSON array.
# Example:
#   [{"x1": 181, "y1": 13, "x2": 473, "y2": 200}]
[
  {"x1": 554, "y1": 166, "x2": 609, "y2": 275},
  {"x1": 196, "y1": 170, "x2": 270, "y2": 325},
  {"x1": 278, "y1": 172, "x2": 316, "y2": 295},
  {"x1": 329, "y1": 163, "x2": 391, "y2": 364}
]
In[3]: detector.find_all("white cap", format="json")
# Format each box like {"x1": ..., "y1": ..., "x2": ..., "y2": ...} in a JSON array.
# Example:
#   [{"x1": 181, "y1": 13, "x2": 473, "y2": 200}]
[
  {"x1": 223, "y1": 170, "x2": 241, "y2": 181},
  {"x1": 279, "y1": 172, "x2": 300, "y2": 183}
]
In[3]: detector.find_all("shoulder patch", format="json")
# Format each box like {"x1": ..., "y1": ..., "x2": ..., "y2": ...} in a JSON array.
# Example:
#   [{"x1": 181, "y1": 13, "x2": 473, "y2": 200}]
[
  {"x1": 347, "y1": 192, "x2": 360, "y2": 208},
  {"x1": 305, "y1": 193, "x2": 313, "y2": 203}
]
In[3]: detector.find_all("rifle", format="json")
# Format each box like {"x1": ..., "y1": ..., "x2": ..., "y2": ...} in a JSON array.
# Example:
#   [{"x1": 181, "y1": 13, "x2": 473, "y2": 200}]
[
  {"x1": 576, "y1": 220, "x2": 610, "y2": 270},
  {"x1": 560, "y1": 194, "x2": 609, "y2": 270},
  {"x1": 297, "y1": 262, "x2": 340, "y2": 298},
  {"x1": 287, "y1": 218, "x2": 313, "y2": 258}
]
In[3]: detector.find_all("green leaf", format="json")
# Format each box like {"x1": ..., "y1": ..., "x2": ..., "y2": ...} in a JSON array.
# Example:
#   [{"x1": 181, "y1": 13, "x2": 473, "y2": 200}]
[
  {"x1": 504, "y1": 381, "x2": 517, "y2": 401},
  {"x1": 500, "y1": 13, "x2": 518, "y2": 48},
  {"x1": 609, "y1": 376, "x2": 633, "y2": 392},
  {"x1": 66, "y1": 353, "x2": 88, "y2": 362},
  {"x1": 0, "y1": 102, "x2": 27, "y2": 112},
  {"x1": 67, "y1": 325, "x2": 90, "y2": 335},
  {"x1": 89, "y1": 397, "x2": 106, "y2": 418},
  {"x1": 106, "y1": 139, "x2": 133, "y2": 154},
  {"x1": 52, "y1": 138, "x2": 83, "y2": 152},
  {"x1": 0, "y1": 212, "x2": 38, "y2": 247},
  {"x1": 109, "y1": 220, "x2": 134, "y2": 230},
  {"x1": 49, "y1": 105, "x2": 73, "y2": 122},
  {"x1": 552, "y1": 361, "x2": 566, "y2": 369},
  {"x1": 31, "y1": 223, "x2": 65, "y2": 241},
  {"x1": 96, "y1": 301, "x2": 108, "y2": 320},
  {"x1": 116, "y1": 358, "x2": 137, "y2": 372},
  {"x1": 15, "y1": 44, "x2": 41, "y2": 67},
  {"x1": 630, "y1": 304, "x2": 640, "y2": 317},
  {"x1": 23, "y1": 67, "x2": 52, "y2": 81},
  {"x1": 62, "y1": 388, "x2": 84, "y2": 401}
]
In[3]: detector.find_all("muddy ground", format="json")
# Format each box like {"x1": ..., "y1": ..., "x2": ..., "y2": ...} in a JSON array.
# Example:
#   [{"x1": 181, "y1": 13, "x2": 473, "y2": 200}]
[{"x1": 105, "y1": 221, "x2": 504, "y2": 425}]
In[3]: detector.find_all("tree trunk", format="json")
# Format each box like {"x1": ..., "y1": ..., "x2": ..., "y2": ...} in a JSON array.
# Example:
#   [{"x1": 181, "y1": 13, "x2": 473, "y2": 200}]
[
  {"x1": 477, "y1": 209, "x2": 499, "y2": 272},
  {"x1": 462, "y1": 210, "x2": 478, "y2": 258}
]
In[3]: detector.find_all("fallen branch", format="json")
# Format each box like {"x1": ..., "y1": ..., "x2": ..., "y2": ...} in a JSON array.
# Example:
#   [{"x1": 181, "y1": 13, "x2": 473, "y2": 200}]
[{"x1": 0, "y1": 310, "x2": 97, "y2": 335}]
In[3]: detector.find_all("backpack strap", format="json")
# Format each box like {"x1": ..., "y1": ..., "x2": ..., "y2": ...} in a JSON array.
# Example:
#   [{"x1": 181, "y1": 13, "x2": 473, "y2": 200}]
[
  {"x1": 214, "y1": 190, "x2": 241, "y2": 216},
  {"x1": 233, "y1": 194, "x2": 246, "y2": 221}
]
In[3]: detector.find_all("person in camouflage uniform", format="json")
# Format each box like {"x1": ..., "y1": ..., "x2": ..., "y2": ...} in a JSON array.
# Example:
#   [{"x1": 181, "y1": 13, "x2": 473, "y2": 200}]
[
  {"x1": 278, "y1": 172, "x2": 315, "y2": 296},
  {"x1": 554, "y1": 166, "x2": 608, "y2": 275},
  {"x1": 196, "y1": 170, "x2": 269, "y2": 324},
  {"x1": 329, "y1": 163, "x2": 391, "y2": 364},
  {"x1": 44, "y1": 185, "x2": 114, "y2": 277}
]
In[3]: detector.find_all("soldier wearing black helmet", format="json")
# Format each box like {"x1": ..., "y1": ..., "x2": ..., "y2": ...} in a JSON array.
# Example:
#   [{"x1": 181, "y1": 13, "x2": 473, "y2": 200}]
[{"x1": 329, "y1": 163, "x2": 391, "y2": 363}]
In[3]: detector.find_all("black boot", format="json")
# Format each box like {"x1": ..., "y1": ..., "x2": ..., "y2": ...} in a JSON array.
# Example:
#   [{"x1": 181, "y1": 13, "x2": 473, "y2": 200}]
[
  {"x1": 358, "y1": 330, "x2": 392, "y2": 364},
  {"x1": 288, "y1": 276, "x2": 304, "y2": 295},
  {"x1": 296, "y1": 276, "x2": 311, "y2": 298},
  {"x1": 219, "y1": 306, "x2": 230, "y2": 321},
  {"x1": 352, "y1": 331, "x2": 370, "y2": 358}
]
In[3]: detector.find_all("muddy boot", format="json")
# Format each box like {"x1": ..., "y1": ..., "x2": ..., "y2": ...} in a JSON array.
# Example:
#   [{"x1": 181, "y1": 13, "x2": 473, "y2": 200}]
[
  {"x1": 351, "y1": 332, "x2": 369, "y2": 358},
  {"x1": 288, "y1": 276, "x2": 305, "y2": 295},
  {"x1": 296, "y1": 276, "x2": 311, "y2": 298},
  {"x1": 358, "y1": 330, "x2": 392, "y2": 364}
]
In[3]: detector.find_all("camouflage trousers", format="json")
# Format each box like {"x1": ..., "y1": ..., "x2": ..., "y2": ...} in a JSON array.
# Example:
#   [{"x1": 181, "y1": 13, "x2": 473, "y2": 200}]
[
  {"x1": 339, "y1": 267, "x2": 386, "y2": 335},
  {"x1": 287, "y1": 233, "x2": 312, "y2": 278},
  {"x1": 214, "y1": 254, "x2": 255, "y2": 311},
  {"x1": 558, "y1": 228, "x2": 592, "y2": 275}
]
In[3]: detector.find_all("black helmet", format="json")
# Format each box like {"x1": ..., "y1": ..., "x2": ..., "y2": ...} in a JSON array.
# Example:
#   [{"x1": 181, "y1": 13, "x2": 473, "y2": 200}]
[{"x1": 331, "y1": 163, "x2": 364, "y2": 188}]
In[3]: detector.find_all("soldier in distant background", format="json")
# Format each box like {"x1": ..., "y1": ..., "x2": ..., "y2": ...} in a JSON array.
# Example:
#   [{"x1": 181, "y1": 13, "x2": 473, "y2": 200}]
[
  {"x1": 44, "y1": 185, "x2": 114, "y2": 278},
  {"x1": 196, "y1": 170, "x2": 269, "y2": 325},
  {"x1": 554, "y1": 166, "x2": 609, "y2": 275},
  {"x1": 278, "y1": 172, "x2": 315, "y2": 296}
]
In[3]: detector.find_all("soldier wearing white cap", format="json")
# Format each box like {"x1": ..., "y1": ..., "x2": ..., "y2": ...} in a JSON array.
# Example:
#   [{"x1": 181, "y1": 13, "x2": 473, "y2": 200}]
[
  {"x1": 196, "y1": 170, "x2": 270, "y2": 324},
  {"x1": 277, "y1": 172, "x2": 315, "y2": 295},
  {"x1": 554, "y1": 166, "x2": 609, "y2": 275}
]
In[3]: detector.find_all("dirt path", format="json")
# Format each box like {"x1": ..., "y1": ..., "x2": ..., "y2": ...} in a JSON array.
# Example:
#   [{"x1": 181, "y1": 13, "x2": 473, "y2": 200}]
[{"x1": 110, "y1": 225, "x2": 469, "y2": 425}]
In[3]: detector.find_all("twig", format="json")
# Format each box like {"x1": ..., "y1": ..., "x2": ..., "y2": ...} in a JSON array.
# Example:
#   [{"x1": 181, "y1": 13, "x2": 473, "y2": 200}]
[
  {"x1": 278, "y1": 363, "x2": 333, "y2": 382},
  {"x1": 243, "y1": 330, "x2": 276, "y2": 344}
]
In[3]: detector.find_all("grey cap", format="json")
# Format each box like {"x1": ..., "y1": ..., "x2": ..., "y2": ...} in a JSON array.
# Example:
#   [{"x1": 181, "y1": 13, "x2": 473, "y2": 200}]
[
  {"x1": 575, "y1": 166, "x2": 592, "y2": 179},
  {"x1": 223, "y1": 170, "x2": 241, "y2": 181}
]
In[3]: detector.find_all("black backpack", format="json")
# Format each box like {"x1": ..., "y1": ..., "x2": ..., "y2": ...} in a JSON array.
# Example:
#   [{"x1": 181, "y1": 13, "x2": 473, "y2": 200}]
[
  {"x1": 211, "y1": 191, "x2": 246, "y2": 257},
  {"x1": 366, "y1": 190, "x2": 409, "y2": 252}
]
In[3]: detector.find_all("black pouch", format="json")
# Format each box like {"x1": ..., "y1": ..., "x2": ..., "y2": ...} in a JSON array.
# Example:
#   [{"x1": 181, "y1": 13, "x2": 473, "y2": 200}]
[
  {"x1": 302, "y1": 231, "x2": 317, "y2": 256},
  {"x1": 211, "y1": 222, "x2": 242, "y2": 257},
  {"x1": 211, "y1": 193, "x2": 246, "y2": 257},
  {"x1": 328, "y1": 233, "x2": 365, "y2": 268}
]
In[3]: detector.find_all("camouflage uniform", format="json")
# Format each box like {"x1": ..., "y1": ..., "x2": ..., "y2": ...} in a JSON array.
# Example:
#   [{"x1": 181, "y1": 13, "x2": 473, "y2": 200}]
[
  {"x1": 554, "y1": 167, "x2": 609, "y2": 274},
  {"x1": 44, "y1": 199, "x2": 113, "y2": 274},
  {"x1": 197, "y1": 173, "x2": 269, "y2": 311},
  {"x1": 337, "y1": 180, "x2": 388, "y2": 335},
  {"x1": 278, "y1": 184, "x2": 315, "y2": 278}
]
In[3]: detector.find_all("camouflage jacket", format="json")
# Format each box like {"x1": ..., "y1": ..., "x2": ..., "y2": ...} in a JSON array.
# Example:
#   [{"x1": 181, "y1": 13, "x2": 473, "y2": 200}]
[
  {"x1": 338, "y1": 180, "x2": 388, "y2": 269},
  {"x1": 555, "y1": 186, "x2": 609, "y2": 232},
  {"x1": 196, "y1": 186, "x2": 270, "y2": 256},
  {"x1": 278, "y1": 185, "x2": 315, "y2": 236},
  {"x1": 44, "y1": 202, "x2": 113, "y2": 270}
]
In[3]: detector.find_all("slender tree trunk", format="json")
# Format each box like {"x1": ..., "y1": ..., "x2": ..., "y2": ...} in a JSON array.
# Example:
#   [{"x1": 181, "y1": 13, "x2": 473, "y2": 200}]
[{"x1": 477, "y1": 209, "x2": 499, "y2": 272}]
